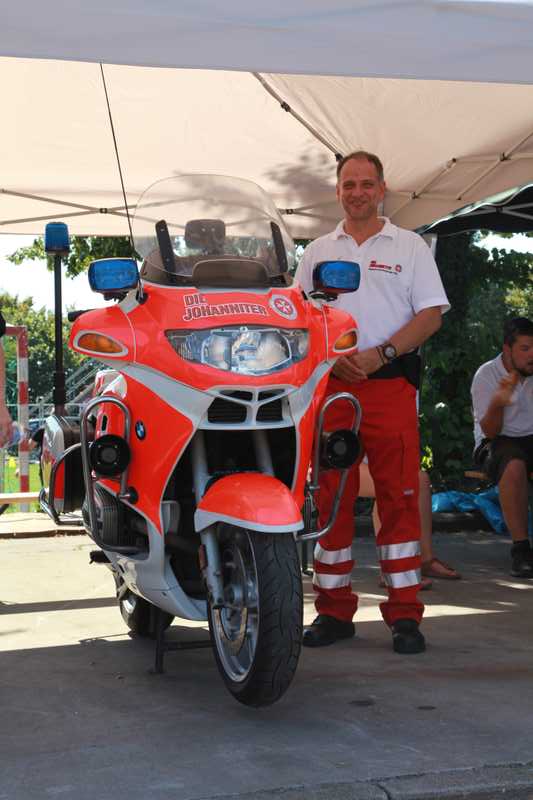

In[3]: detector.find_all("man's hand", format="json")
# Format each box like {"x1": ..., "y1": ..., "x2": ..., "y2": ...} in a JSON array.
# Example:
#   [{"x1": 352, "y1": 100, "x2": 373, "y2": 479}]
[
  {"x1": 331, "y1": 354, "x2": 366, "y2": 382},
  {"x1": 492, "y1": 371, "x2": 519, "y2": 408},
  {"x1": 352, "y1": 347, "x2": 384, "y2": 377},
  {"x1": 331, "y1": 348, "x2": 383, "y2": 382},
  {"x1": 0, "y1": 401, "x2": 12, "y2": 448}
]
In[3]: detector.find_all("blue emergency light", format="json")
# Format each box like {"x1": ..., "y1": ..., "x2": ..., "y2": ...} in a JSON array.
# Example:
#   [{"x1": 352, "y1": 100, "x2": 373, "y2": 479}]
[
  {"x1": 312, "y1": 260, "x2": 361, "y2": 294},
  {"x1": 88, "y1": 258, "x2": 139, "y2": 293},
  {"x1": 44, "y1": 222, "x2": 70, "y2": 256}
]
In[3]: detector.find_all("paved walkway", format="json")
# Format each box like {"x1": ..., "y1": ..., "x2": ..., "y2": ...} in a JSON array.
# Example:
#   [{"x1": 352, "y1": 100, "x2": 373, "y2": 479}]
[
  {"x1": 1, "y1": 524, "x2": 533, "y2": 800},
  {"x1": 0, "y1": 510, "x2": 84, "y2": 538}
]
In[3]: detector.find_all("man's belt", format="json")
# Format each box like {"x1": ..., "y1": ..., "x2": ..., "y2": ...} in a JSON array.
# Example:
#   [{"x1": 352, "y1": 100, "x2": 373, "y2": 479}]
[{"x1": 371, "y1": 352, "x2": 421, "y2": 389}]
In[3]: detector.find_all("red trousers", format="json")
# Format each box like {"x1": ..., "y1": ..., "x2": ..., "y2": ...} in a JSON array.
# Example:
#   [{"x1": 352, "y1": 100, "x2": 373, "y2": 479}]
[{"x1": 314, "y1": 375, "x2": 423, "y2": 627}]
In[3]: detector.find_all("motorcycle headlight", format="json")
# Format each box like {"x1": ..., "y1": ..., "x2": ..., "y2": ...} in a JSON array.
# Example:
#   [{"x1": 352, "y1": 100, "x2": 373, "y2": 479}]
[{"x1": 165, "y1": 326, "x2": 309, "y2": 375}]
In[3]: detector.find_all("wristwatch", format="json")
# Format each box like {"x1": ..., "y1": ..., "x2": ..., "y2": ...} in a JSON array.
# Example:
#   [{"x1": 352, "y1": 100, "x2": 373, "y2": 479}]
[{"x1": 381, "y1": 342, "x2": 397, "y2": 362}]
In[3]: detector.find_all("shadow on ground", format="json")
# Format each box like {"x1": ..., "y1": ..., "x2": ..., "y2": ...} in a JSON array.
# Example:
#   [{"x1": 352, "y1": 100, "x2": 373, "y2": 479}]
[{"x1": 1, "y1": 530, "x2": 532, "y2": 800}]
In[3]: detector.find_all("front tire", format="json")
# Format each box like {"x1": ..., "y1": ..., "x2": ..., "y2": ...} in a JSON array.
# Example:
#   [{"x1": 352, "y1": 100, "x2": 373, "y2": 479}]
[{"x1": 208, "y1": 526, "x2": 303, "y2": 707}]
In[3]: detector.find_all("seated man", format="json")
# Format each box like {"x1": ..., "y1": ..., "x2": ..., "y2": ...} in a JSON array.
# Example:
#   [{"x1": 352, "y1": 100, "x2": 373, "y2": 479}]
[{"x1": 471, "y1": 317, "x2": 533, "y2": 577}]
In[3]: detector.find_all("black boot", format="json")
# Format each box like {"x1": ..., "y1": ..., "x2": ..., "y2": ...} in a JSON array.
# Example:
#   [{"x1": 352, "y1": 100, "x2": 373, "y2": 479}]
[
  {"x1": 303, "y1": 615, "x2": 355, "y2": 648},
  {"x1": 510, "y1": 540, "x2": 533, "y2": 578},
  {"x1": 391, "y1": 618, "x2": 426, "y2": 654}
]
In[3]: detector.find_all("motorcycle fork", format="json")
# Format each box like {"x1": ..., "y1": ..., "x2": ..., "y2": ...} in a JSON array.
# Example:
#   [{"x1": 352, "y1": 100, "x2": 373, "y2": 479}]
[{"x1": 191, "y1": 429, "x2": 275, "y2": 608}]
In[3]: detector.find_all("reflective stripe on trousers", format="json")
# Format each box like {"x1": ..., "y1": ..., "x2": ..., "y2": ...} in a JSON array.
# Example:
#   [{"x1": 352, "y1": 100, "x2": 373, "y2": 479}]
[
  {"x1": 382, "y1": 569, "x2": 421, "y2": 589},
  {"x1": 313, "y1": 572, "x2": 352, "y2": 590},
  {"x1": 377, "y1": 541, "x2": 420, "y2": 561},
  {"x1": 378, "y1": 540, "x2": 421, "y2": 588},
  {"x1": 314, "y1": 543, "x2": 352, "y2": 565}
]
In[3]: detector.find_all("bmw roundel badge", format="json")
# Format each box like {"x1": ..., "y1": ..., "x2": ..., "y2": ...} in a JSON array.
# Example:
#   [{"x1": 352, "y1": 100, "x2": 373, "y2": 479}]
[{"x1": 135, "y1": 421, "x2": 146, "y2": 440}]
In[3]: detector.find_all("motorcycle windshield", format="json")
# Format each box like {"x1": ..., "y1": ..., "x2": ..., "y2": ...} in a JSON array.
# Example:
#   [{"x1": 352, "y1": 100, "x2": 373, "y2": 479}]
[{"x1": 133, "y1": 175, "x2": 296, "y2": 287}]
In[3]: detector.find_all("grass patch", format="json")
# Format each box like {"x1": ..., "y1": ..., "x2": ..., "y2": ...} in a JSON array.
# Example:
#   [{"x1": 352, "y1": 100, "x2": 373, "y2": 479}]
[{"x1": 1, "y1": 460, "x2": 41, "y2": 512}]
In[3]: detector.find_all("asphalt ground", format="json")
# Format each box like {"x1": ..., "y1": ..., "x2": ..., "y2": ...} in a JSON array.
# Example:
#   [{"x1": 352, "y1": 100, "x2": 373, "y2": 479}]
[{"x1": 1, "y1": 525, "x2": 533, "y2": 800}]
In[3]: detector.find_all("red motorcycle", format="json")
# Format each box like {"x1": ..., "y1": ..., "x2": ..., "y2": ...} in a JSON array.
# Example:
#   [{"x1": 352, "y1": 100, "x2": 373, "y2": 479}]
[{"x1": 40, "y1": 174, "x2": 361, "y2": 706}]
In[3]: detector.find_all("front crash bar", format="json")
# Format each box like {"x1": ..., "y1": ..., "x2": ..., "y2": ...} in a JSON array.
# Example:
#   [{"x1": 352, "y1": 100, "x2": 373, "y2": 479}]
[
  {"x1": 295, "y1": 391, "x2": 362, "y2": 543},
  {"x1": 80, "y1": 395, "x2": 137, "y2": 555}
]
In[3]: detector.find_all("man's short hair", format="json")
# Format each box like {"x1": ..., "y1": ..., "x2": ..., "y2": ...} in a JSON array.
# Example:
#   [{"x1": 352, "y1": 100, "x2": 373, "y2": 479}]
[
  {"x1": 336, "y1": 150, "x2": 384, "y2": 182},
  {"x1": 503, "y1": 316, "x2": 533, "y2": 346}
]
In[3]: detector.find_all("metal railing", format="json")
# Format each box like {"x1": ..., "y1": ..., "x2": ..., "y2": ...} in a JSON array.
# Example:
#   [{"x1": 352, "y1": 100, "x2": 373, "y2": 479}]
[{"x1": 36, "y1": 358, "x2": 100, "y2": 409}]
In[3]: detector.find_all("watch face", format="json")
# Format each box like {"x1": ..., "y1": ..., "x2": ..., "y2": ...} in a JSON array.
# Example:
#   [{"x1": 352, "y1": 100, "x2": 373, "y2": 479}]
[{"x1": 384, "y1": 344, "x2": 397, "y2": 360}]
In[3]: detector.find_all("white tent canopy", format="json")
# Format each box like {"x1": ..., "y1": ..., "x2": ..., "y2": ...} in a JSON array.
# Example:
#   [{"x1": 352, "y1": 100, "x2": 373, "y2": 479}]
[
  {"x1": 5, "y1": 1, "x2": 533, "y2": 84},
  {"x1": 3, "y1": 1, "x2": 533, "y2": 238}
]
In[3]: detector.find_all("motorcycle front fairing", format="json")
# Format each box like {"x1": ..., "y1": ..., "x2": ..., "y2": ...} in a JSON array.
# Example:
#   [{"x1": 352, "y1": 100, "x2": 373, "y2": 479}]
[{"x1": 71, "y1": 294, "x2": 352, "y2": 607}]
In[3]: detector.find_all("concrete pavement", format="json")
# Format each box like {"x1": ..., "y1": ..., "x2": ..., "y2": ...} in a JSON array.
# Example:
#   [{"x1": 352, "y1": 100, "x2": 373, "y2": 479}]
[
  {"x1": 0, "y1": 511, "x2": 83, "y2": 539},
  {"x1": 1, "y1": 527, "x2": 533, "y2": 800}
]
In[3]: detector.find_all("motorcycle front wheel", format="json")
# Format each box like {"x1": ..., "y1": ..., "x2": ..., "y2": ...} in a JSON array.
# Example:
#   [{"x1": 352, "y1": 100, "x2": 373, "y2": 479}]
[{"x1": 208, "y1": 526, "x2": 303, "y2": 707}]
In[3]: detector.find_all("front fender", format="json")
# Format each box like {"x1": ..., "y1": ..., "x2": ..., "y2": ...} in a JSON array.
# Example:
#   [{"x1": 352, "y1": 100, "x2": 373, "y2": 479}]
[{"x1": 194, "y1": 473, "x2": 303, "y2": 534}]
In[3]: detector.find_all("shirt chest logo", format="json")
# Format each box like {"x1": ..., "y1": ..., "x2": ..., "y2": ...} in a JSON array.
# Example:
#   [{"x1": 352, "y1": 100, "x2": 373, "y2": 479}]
[{"x1": 368, "y1": 260, "x2": 402, "y2": 274}]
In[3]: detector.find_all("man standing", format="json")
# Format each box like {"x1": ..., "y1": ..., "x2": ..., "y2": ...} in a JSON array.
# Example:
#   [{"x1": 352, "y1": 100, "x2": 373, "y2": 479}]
[
  {"x1": 0, "y1": 310, "x2": 12, "y2": 447},
  {"x1": 471, "y1": 317, "x2": 533, "y2": 577},
  {"x1": 295, "y1": 151, "x2": 449, "y2": 654}
]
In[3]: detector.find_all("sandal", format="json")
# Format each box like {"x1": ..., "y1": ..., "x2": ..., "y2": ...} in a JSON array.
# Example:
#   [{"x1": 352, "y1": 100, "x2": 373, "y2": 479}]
[{"x1": 421, "y1": 557, "x2": 461, "y2": 580}]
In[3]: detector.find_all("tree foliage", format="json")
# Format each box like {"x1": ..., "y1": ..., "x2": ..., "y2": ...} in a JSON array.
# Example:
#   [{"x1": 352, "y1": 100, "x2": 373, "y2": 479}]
[
  {"x1": 8, "y1": 236, "x2": 132, "y2": 278},
  {"x1": 420, "y1": 233, "x2": 533, "y2": 487},
  {"x1": 6, "y1": 233, "x2": 533, "y2": 488},
  {"x1": 1, "y1": 293, "x2": 85, "y2": 406}
]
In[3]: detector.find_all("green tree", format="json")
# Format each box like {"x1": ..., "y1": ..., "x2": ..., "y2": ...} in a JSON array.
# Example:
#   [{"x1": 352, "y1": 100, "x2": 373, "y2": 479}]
[
  {"x1": 420, "y1": 232, "x2": 533, "y2": 487},
  {"x1": 8, "y1": 236, "x2": 132, "y2": 278},
  {"x1": 1, "y1": 293, "x2": 85, "y2": 407},
  {"x1": 8, "y1": 232, "x2": 532, "y2": 490}
]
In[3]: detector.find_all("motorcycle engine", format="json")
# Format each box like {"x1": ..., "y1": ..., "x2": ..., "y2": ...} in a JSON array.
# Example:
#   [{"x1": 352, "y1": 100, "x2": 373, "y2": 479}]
[{"x1": 82, "y1": 484, "x2": 145, "y2": 550}]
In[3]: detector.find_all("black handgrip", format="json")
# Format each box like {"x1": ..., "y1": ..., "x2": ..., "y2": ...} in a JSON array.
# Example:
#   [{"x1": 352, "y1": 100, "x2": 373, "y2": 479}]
[{"x1": 67, "y1": 309, "x2": 94, "y2": 322}]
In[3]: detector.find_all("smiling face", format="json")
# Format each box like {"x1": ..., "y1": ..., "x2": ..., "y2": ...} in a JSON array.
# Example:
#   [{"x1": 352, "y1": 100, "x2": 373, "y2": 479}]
[
  {"x1": 336, "y1": 157, "x2": 386, "y2": 223},
  {"x1": 505, "y1": 334, "x2": 533, "y2": 377}
]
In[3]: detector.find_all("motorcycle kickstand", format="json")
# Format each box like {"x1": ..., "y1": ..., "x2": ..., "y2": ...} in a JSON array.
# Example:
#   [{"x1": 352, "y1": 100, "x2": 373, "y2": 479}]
[{"x1": 150, "y1": 606, "x2": 212, "y2": 675}]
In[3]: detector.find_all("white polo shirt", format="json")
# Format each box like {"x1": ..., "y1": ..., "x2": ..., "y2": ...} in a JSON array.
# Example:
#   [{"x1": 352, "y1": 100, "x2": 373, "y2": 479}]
[
  {"x1": 295, "y1": 218, "x2": 450, "y2": 351},
  {"x1": 471, "y1": 354, "x2": 533, "y2": 448}
]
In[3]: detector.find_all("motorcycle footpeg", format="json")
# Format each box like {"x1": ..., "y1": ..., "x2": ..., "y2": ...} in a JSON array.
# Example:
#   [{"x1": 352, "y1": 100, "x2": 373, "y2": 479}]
[{"x1": 89, "y1": 549, "x2": 110, "y2": 564}]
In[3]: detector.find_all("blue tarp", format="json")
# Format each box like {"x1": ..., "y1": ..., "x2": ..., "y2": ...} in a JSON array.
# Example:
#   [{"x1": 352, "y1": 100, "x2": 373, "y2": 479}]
[{"x1": 432, "y1": 487, "x2": 533, "y2": 535}]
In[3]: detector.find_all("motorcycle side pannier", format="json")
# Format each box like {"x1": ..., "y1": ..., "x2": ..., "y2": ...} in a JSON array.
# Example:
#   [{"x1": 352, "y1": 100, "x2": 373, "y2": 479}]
[{"x1": 40, "y1": 414, "x2": 85, "y2": 516}]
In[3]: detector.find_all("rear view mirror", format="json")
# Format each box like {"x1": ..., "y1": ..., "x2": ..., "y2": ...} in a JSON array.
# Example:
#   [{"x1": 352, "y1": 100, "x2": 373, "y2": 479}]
[
  {"x1": 88, "y1": 258, "x2": 139, "y2": 294},
  {"x1": 312, "y1": 260, "x2": 360, "y2": 297}
]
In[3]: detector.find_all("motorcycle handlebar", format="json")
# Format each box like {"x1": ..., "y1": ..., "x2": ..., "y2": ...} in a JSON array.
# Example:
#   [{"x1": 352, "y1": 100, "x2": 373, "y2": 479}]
[{"x1": 67, "y1": 309, "x2": 95, "y2": 322}]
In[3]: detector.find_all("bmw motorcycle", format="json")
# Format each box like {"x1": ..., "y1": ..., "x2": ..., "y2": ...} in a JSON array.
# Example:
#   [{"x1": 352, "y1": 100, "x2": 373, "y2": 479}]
[{"x1": 40, "y1": 174, "x2": 361, "y2": 706}]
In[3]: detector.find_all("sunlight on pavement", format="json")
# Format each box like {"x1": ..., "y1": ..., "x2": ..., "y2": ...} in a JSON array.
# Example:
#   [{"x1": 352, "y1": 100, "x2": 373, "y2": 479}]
[{"x1": 495, "y1": 580, "x2": 533, "y2": 591}]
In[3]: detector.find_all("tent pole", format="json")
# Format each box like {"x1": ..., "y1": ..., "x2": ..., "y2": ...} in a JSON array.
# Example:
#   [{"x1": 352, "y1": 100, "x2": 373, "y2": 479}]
[
  {"x1": 252, "y1": 73, "x2": 341, "y2": 159},
  {"x1": 457, "y1": 128, "x2": 533, "y2": 200},
  {"x1": 53, "y1": 252, "x2": 66, "y2": 416},
  {"x1": 44, "y1": 223, "x2": 70, "y2": 416}
]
